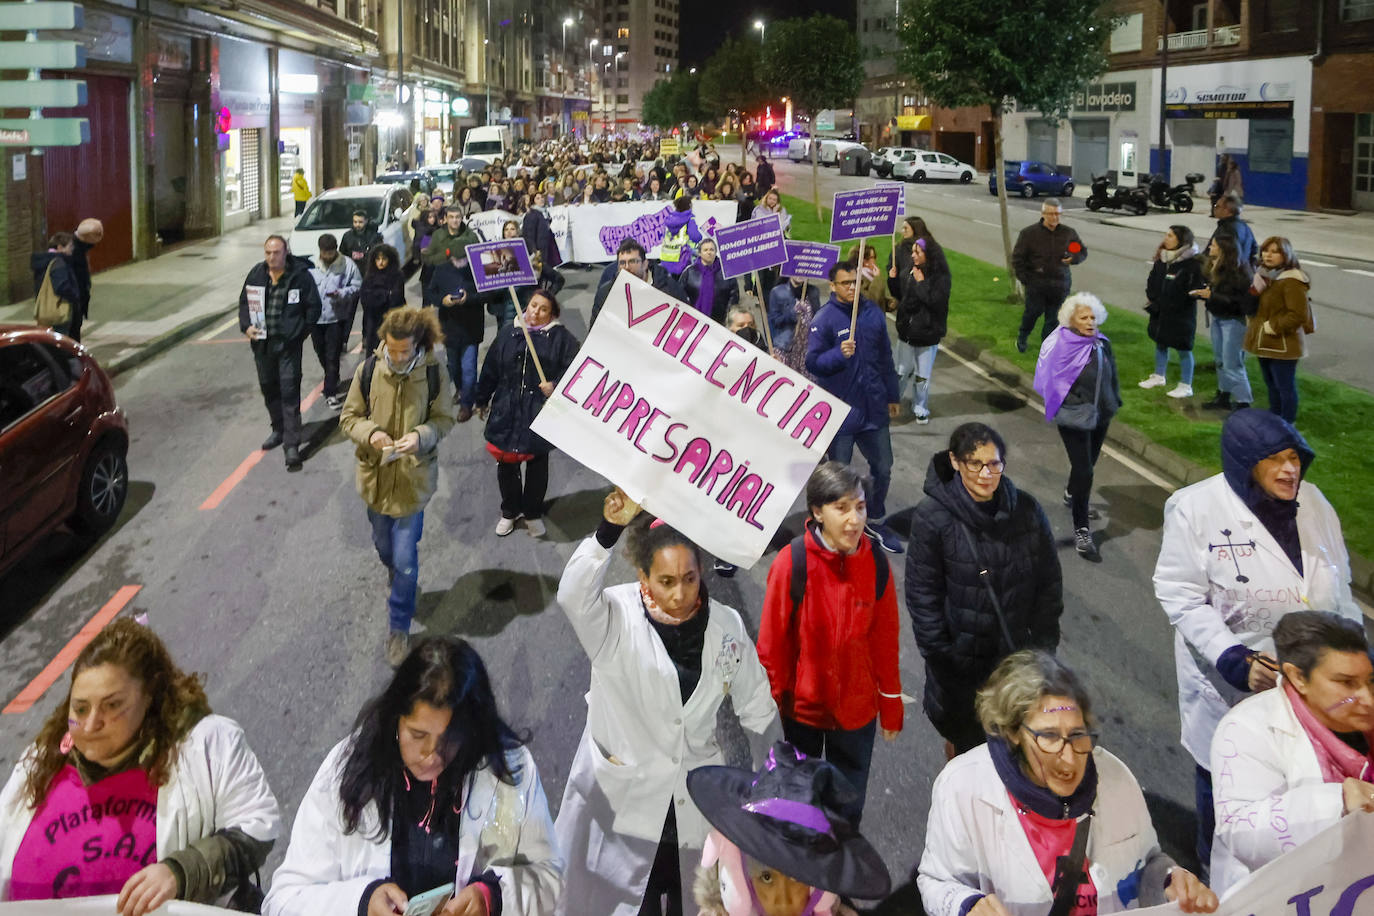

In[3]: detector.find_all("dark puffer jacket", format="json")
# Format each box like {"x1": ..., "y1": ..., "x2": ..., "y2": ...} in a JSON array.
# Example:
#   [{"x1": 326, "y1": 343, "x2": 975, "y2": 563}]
[
  {"x1": 473, "y1": 321, "x2": 580, "y2": 455},
  {"x1": 1145, "y1": 250, "x2": 1205, "y2": 351},
  {"x1": 904, "y1": 452, "x2": 1063, "y2": 730}
]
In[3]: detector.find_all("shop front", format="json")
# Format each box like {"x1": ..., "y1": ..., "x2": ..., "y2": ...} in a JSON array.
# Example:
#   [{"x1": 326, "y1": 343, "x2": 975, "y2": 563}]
[
  {"x1": 278, "y1": 49, "x2": 321, "y2": 214},
  {"x1": 218, "y1": 37, "x2": 271, "y2": 231}
]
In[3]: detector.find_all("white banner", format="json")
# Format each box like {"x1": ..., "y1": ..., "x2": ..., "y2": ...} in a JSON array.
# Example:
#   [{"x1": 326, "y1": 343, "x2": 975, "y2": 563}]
[
  {"x1": 1134, "y1": 811, "x2": 1374, "y2": 914},
  {"x1": 467, "y1": 208, "x2": 573, "y2": 269},
  {"x1": 562, "y1": 200, "x2": 737, "y2": 263},
  {"x1": 530, "y1": 272, "x2": 848, "y2": 567},
  {"x1": 0, "y1": 897, "x2": 238, "y2": 915}
]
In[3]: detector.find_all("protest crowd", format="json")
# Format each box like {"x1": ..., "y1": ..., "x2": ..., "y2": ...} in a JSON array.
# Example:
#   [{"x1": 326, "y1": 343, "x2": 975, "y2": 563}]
[{"x1": 9, "y1": 130, "x2": 1371, "y2": 916}]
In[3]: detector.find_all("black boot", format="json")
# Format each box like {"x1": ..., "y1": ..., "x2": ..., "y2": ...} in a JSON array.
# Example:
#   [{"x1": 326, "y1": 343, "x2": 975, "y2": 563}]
[{"x1": 1201, "y1": 391, "x2": 1231, "y2": 410}]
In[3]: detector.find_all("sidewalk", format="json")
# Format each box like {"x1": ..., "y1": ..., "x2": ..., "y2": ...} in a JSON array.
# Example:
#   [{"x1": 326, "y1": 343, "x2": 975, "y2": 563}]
[
  {"x1": 0, "y1": 216, "x2": 295, "y2": 375},
  {"x1": 1100, "y1": 203, "x2": 1374, "y2": 264}
]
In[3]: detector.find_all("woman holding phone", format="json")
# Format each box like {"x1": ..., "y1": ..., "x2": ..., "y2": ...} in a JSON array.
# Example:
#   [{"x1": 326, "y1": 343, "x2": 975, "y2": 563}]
[{"x1": 264, "y1": 638, "x2": 562, "y2": 916}]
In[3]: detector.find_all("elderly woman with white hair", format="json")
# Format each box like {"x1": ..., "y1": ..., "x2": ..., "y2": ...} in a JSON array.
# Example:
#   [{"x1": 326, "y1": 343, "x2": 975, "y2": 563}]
[{"x1": 1032, "y1": 293, "x2": 1121, "y2": 562}]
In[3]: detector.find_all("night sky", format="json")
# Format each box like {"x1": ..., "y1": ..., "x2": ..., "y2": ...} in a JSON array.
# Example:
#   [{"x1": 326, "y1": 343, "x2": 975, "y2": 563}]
[{"x1": 677, "y1": 0, "x2": 854, "y2": 69}]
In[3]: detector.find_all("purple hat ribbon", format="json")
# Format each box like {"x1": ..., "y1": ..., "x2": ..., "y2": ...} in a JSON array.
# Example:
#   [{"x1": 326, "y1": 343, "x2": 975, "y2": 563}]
[{"x1": 741, "y1": 797, "x2": 834, "y2": 836}]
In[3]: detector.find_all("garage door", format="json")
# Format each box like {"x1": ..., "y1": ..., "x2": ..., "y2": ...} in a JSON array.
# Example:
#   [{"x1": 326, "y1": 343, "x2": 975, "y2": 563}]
[
  {"x1": 1072, "y1": 119, "x2": 1109, "y2": 184},
  {"x1": 1027, "y1": 119, "x2": 1057, "y2": 168}
]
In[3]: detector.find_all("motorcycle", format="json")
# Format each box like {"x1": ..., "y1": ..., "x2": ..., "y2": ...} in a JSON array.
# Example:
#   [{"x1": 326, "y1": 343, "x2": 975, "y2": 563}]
[
  {"x1": 1086, "y1": 175, "x2": 1149, "y2": 215},
  {"x1": 1142, "y1": 171, "x2": 1204, "y2": 213}
]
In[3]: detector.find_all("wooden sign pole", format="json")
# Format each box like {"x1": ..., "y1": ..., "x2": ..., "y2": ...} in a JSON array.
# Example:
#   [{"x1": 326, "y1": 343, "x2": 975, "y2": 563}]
[
  {"x1": 509, "y1": 287, "x2": 548, "y2": 385},
  {"x1": 751, "y1": 269, "x2": 774, "y2": 353},
  {"x1": 850, "y1": 237, "x2": 867, "y2": 340}
]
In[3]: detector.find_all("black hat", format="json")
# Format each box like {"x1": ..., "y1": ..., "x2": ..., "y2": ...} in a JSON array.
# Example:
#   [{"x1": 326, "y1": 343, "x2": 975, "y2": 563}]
[{"x1": 686, "y1": 742, "x2": 891, "y2": 899}]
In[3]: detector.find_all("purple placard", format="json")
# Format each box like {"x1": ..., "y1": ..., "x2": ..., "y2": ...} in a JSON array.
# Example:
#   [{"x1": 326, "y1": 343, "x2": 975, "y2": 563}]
[
  {"x1": 714, "y1": 213, "x2": 787, "y2": 280},
  {"x1": 780, "y1": 241, "x2": 841, "y2": 281},
  {"x1": 465, "y1": 240, "x2": 537, "y2": 293},
  {"x1": 829, "y1": 185, "x2": 902, "y2": 243}
]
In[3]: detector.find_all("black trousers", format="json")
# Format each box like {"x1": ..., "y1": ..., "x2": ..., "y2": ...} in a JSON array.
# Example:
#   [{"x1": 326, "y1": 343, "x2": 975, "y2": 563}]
[
  {"x1": 1018, "y1": 283, "x2": 1069, "y2": 342},
  {"x1": 66, "y1": 307, "x2": 85, "y2": 343},
  {"x1": 638, "y1": 804, "x2": 681, "y2": 916},
  {"x1": 362, "y1": 307, "x2": 387, "y2": 355},
  {"x1": 1057, "y1": 419, "x2": 1111, "y2": 529},
  {"x1": 252, "y1": 338, "x2": 304, "y2": 448},
  {"x1": 496, "y1": 453, "x2": 549, "y2": 520},
  {"x1": 783, "y1": 717, "x2": 877, "y2": 825},
  {"x1": 309, "y1": 321, "x2": 346, "y2": 397}
]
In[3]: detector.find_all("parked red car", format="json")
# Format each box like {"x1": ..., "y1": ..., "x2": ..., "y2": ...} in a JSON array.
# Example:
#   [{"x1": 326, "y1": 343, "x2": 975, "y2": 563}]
[{"x1": 0, "y1": 326, "x2": 128, "y2": 576}]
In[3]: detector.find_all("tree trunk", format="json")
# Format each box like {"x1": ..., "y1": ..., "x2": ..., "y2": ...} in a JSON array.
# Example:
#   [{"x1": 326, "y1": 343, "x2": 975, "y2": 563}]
[
  {"x1": 993, "y1": 105, "x2": 1019, "y2": 304},
  {"x1": 741, "y1": 116, "x2": 748, "y2": 169},
  {"x1": 812, "y1": 138, "x2": 822, "y2": 222}
]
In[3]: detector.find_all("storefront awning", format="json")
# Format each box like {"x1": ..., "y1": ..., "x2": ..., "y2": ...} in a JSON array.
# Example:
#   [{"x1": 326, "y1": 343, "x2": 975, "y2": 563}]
[{"x1": 896, "y1": 114, "x2": 931, "y2": 131}]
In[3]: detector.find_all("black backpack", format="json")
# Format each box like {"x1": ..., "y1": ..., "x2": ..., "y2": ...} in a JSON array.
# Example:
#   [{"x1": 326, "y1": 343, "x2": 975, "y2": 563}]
[
  {"x1": 788, "y1": 528, "x2": 890, "y2": 614},
  {"x1": 358, "y1": 353, "x2": 440, "y2": 420}
]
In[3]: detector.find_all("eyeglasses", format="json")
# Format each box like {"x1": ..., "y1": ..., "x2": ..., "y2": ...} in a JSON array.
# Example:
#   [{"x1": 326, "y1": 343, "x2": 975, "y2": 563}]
[
  {"x1": 834, "y1": 279, "x2": 857, "y2": 288},
  {"x1": 959, "y1": 458, "x2": 1005, "y2": 476},
  {"x1": 1022, "y1": 725, "x2": 1098, "y2": 756}
]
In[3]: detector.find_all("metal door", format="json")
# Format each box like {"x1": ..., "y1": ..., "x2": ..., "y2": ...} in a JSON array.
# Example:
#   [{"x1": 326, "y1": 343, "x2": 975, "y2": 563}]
[
  {"x1": 1071, "y1": 119, "x2": 1109, "y2": 184},
  {"x1": 241, "y1": 128, "x2": 262, "y2": 217},
  {"x1": 1355, "y1": 113, "x2": 1374, "y2": 212},
  {"x1": 1027, "y1": 119, "x2": 1057, "y2": 168},
  {"x1": 1167, "y1": 119, "x2": 1217, "y2": 184}
]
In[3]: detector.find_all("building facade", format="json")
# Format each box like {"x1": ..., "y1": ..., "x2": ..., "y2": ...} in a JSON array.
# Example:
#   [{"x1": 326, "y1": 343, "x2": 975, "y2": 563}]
[
  {"x1": 998, "y1": 0, "x2": 1374, "y2": 211},
  {"x1": 592, "y1": 0, "x2": 678, "y2": 132}
]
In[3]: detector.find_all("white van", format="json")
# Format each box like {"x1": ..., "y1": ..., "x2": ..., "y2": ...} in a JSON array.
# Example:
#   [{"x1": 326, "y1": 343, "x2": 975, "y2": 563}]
[{"x1": 462, "y1": 125, "x2": 513, "y2": 164}]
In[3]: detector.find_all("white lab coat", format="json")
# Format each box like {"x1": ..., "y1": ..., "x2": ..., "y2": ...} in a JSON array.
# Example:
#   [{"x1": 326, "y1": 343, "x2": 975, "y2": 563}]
[
  {"x1": 553, "y1": 535, "x2": 780, "y2": 916},
  {"x1": 1208, "y1": 682, "x2": 1345, "y2": 899},
  {"x1": 918, "y1": 744, "x2": 1173, "y2": 916},
  {"x1": 0, "y1": 715, "x2": 280, "y2": 904},
  {"x1": 1152, "y1": 474, "x2": 1358, "y2": 766},
  {"x1": 263, "y1": 738, "x2": 561, "y2": 916}
]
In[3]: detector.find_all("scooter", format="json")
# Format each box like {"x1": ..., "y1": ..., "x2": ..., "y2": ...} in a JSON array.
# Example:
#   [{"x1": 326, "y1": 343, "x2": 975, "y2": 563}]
[
  {"x1": 1086, "y1": 175, "x2": 1149, "y2": 215},
  {"x1": 1142, "y1": 172, "x2": 1205, "y2": 213}
]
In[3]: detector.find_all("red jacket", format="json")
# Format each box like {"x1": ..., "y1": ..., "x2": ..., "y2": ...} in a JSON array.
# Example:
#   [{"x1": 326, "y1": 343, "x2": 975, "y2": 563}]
[{"x1": 759, "y1": 525, "x2": 904, "y2": 732}]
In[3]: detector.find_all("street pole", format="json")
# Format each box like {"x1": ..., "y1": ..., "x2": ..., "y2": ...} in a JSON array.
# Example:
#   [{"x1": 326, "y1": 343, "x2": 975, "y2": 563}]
[
  {"x1": 1157, "y1": 0, "x2": 1169, "y2": 184},
  {"x1": 485, "y1": 0, "x2": 491, "y2": 126}
]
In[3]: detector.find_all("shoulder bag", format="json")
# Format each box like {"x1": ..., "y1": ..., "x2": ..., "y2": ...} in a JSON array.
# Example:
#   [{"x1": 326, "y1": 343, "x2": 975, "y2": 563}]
[{"x1": 34, "y1": 260, "x2": 73, "y2": 328}]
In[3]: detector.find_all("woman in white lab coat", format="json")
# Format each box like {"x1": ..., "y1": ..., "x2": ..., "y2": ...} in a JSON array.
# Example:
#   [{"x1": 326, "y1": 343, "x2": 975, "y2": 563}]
[
  {"x1": 918, "y1": 650, "x2": 1216, "y2": 916},
  {"x1": 1152, "y1": 408, "x2": 1361, "y2": 868},
  {"x1": 1210, "y1": 611, "x2": 1374, "y2": 898},
  {"x1": 554, "y1": 488, "x2": 781, "y2": 916},
  {"x1": 263, "y1": 637, "x2": 562, "y2": 916}
]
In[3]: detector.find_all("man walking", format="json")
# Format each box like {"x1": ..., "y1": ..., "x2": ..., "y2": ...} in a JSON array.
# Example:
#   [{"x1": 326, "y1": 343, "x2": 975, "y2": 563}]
[
  {"x1": 238, "y1": 235, "x2": 322, "y2": 471},
  {"x1": 65, "y1": 218, "x2": 103, "y2": 342},
  {"x1": 339, "y1": 210, "x2": 382, "y2": 272},
  {"x1": 339, "y1": 307, "x2": 455, "y2": 665},
  {"x1": 805, "y1": 259, "x2": 903, "y2": 554},
  {"x1": 1012, "y1": 198, "x2": 1087, "y2": 352},
  {"x1": 308, "y1": 234, "x2": 362, "y2": 410},
  {"x1": 590, "y1": 238, "x2": 686, "y2": 326}
]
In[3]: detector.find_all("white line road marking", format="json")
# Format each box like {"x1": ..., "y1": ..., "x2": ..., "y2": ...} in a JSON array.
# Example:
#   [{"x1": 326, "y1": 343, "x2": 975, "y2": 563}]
[
  {"x1": 200, "y1": 315, "x2": 241, "y2": 340},
  {"x1": 1346, "y1": 269, "x2": 1374, "y2": 278},
  {"x1": 972, "y1": 219, "x2": 1001, "y2": 228},
  {"x1": 1302, "y1": 260, "x2": 1335, "y2": 268}
]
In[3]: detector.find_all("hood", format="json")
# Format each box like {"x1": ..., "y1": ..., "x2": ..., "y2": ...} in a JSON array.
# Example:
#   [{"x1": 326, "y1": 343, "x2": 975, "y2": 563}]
[
  {"x1": 31, "y1": 250, "x2": 62, "y2": 273},
  {"x1": 1273, "y1": 267, "x2": 1310, "y2": 285},
  {"x1": 1220, "y1": 408, "x2": 1314, "y2": 501},
  {"x1": 921, "y1": 451, "x2": 1016, "y2": 528},
  {"x1": 370, "y1": 341, "x2": 442, "y2": 377},
  {"x1": 663, "y1": 208, "x2": 693, "y2": 231},
  {"x1": 284, "y1": 253, "x2": 314, "y2": 275}
]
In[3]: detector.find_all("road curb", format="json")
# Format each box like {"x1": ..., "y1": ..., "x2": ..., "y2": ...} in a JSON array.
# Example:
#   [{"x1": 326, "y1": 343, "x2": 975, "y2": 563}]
[
  {"x1": 938, "y1": 327, "x2": 1374, "y2": 607},
  {"x1": 102, "y1": 306, "x2": 235, "y2": 380}
]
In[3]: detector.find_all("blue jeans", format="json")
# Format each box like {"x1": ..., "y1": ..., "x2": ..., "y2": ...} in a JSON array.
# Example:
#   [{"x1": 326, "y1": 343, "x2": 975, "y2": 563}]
[
  {"x1": 827, "y1": 427, "x2": 893, "y2": 519},
  {"x1": 895, "y1": 342, "x2": 939, "y2": 417},
  {"x1": 1154, "y1": 347, "x2": 1195, "y2": 385},
  {"x1": 368, "y1": 508, "x2": 424, "y2": 633},
  {"x1": 1259, "y1": 357, "x2": 1299, "y2": 423},
  {"x1": 446, "y1": 342, "x2": 478, "y2": 408},
  {"x1": 1209, "y1": 317, "x2": 1252, "y2": 403}
]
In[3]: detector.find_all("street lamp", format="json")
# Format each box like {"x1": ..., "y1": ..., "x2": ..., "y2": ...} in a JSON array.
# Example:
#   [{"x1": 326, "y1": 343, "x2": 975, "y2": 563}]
[
  {"x1": 611, "y1": 51, "x2": 625, "y2": 136},
  {"x1": 754, "y1": 19, "x2": 765, "y2": 42},
  {"x1": 562, "y1": 16, "x2": 574, "y2": 135},
  {"x1": 485, "y1": 0, "x2": 492, "y2": 125}
]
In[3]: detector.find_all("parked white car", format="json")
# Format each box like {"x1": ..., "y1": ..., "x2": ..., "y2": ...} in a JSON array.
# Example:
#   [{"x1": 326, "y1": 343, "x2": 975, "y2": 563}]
[
  {"x1": 288, "y1": 184, "x2": 412, "y2": 260},
  {"x1": 893, "y1": 150, "x2": 977, "y2": 183},
  {"x1": 787, "y1": 137, "x2": 816, "y2": 162},
  {"x1": 819, "y1": 139, "x2": 867, "y2": 166},
  {"x1": 873, "y1": 147, "x2": 923, "y2": 178}
]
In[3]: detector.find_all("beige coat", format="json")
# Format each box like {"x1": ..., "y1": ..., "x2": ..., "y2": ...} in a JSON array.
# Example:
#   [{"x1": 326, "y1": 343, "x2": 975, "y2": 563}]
[{"x1": 338, "y1": 346, "x2": 455, "y2": 517}]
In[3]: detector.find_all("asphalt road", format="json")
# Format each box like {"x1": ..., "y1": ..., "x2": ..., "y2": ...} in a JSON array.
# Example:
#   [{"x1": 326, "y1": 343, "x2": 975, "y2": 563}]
[
  {"x1": 0, "y1": 260, "x2": 1226, "y2": 911},
  {"x1": 770, "y1": 158, "x2": 1374, "y2": 394}
]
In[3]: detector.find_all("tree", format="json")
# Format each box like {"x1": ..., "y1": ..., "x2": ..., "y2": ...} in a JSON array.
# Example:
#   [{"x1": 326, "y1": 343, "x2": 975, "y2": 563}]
[
  {"x1": 895, "y1": 1, "x2": 1119, "y2": 299},
  {"x1": 641, "y1": 79, "x2": 675, "y2": 131},
  {"x1": 699, "y1": 36, "x2": 772, "y2": 168},
  {"x1": 760, "y1": 15, "x2": 863, "y2": 221},
  {"x1": 642, "y1": 71, "x2": 706, "y2": 131}
]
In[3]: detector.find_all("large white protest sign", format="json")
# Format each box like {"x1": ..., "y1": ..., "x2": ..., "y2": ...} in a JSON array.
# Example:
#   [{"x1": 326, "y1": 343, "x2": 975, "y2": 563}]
[
  {"x1": 530, "y1": 271, "x2": 849, "y2": 566},
  {"x1": 1132, "y1": 811, "x2": 1374, "y2": 915},
  {"x1": 564, "y1": 200, "x2": 737, "y2": 263}
]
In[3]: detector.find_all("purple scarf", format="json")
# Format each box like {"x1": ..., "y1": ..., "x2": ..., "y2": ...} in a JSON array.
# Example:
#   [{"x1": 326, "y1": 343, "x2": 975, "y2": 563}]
[
  {"x1": 1034, "y1": 325, "x2": 1107, "y2": 421},
  {"x1": 693, "y1": 260, "x2": 718, "y2": 317}
]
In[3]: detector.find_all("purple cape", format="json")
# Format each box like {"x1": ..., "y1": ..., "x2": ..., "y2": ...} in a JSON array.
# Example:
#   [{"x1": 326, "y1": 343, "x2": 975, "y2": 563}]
[{"x1": 1034, "y1": 326, "x2": 1108, "y2": 421}]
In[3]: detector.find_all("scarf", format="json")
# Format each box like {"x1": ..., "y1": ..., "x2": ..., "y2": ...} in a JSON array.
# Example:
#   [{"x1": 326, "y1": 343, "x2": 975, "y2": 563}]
[
  {"x1": 1157, "y1": 242, "x2": 1198, "y2": 265},
  {"x1": 1283, "y1": 680, "x2": 1374, "y2": 784},
  {"x1": 694, "y1": 260, "x2": 718, "y2": 317},
  {"x1": 1033, "y1": 326, "x2": 1107, "y2": 421},
  {"x1": 639, "y1": 581, "x2": 701, "y2": 626},
  {"x1": 988, "y1": 736, "x2": 1098, "y2": 820}
]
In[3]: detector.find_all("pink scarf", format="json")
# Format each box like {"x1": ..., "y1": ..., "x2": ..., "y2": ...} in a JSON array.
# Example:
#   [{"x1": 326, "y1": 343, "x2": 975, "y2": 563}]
[{"x1": 1284, "y1": 680, "x2": 1374, "y2": 783}]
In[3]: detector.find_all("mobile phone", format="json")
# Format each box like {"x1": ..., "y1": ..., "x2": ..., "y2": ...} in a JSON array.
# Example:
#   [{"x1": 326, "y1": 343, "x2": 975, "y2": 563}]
[{"x1": 404, "y1": 883, "x2": 454, "y2": 916}]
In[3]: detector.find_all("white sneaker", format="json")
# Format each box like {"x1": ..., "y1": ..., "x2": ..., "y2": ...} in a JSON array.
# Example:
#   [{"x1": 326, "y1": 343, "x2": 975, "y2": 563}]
[
  {"x1": 1167, "y1": 383, "x2": 1194, "y2": 398},
  {"x1": 495, "y1": 515, "x2": 518, "y2": 536},
  {"x1": 1138, "y1": 374, "x2": 1167, "y2": 389},
  {"x1": 524, "y1": 517, "x2": 546, "y2": 538}
]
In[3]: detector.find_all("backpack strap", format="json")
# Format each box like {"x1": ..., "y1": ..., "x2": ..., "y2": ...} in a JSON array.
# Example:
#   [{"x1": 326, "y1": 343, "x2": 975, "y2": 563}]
[
  {"x1": 869, "y1": 533, "x2": 890, "y2": 601},
  {"x1": 426, "y1": 363, "x2": 439, "y2": 421},
  {"x1": 359, "y1": 353, "x2": 376, "y2": 414},
  {"x1": 789, "y1": 532, "x2": 808, "y2": 616}
]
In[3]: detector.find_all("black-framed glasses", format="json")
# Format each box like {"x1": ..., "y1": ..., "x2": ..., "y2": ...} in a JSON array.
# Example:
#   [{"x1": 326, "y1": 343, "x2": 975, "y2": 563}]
[
  {"x1": 959, "y1": 458, "x2": 1005, "y2": 475},
  {"x1": 1022, "y1": 725, "x2": 1098, "y2": 756}
]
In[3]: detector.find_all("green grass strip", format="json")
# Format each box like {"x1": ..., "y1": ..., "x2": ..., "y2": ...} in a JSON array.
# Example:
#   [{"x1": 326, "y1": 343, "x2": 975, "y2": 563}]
[{"x1": 777, "y1": 191, "x2": 1374, "y2": 559}]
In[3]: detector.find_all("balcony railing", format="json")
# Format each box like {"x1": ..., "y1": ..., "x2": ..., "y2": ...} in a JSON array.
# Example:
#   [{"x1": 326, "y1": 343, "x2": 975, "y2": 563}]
[{"x1": 1156, "y1": 25, "x2": 1243, "y2": 51}]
